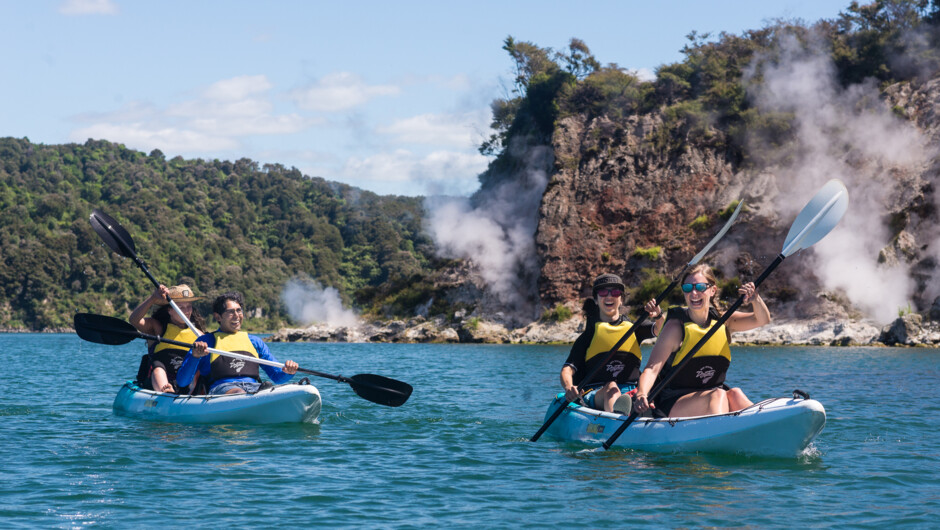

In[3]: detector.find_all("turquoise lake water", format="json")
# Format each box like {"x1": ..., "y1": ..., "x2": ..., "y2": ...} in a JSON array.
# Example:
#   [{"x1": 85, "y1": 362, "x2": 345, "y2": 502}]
[{"x1": 1, "y1": 334, "x2": 938, "y2": 528}]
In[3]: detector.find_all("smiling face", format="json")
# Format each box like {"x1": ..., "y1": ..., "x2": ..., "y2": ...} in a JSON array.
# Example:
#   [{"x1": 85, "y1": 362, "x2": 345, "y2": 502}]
[
  {"x1": 215, "y1": 300, "x2": 243, "y2": 333},
  {"x1": 594, "y1": 286, "x2": 623, "y2": 322},
  {"x1": 682, "y1": 271, "x2": 716, "y2": 313}
]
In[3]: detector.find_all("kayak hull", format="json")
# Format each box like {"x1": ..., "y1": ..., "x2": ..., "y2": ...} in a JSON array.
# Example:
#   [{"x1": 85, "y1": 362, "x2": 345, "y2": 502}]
[
  {"x1": 543, "y1": 395, "x2": 826, "y2": 457},
  {"x1": 113, "y1": 381, "x2": 321, "y2": 424}
]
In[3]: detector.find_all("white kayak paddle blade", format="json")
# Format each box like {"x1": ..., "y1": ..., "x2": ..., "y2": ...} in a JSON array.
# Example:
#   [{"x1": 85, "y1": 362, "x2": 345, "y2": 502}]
[{"x1": 781, "y1": 179, "x2": 849, "y2": 257}]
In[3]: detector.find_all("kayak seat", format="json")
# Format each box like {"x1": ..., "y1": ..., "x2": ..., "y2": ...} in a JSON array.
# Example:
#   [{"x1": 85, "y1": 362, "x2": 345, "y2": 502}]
[
  {"x1": 135, "y1": 354, "x2": 153, "y2": 390},
  {"x1": 191, "y1": 379, "x2": 209, "y2": 396},
  {"x1": 254, "y1": 381, "x2": 275, "y2": 393}
]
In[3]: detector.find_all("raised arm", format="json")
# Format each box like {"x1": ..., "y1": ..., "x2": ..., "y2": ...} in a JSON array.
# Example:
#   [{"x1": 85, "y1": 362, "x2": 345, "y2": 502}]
[
  {"x1": 128, "y1": 285, "x2": 169, "y2": 334},
  {"x1": 725, "y1": 282, "x2": 771, "y2": 333}
]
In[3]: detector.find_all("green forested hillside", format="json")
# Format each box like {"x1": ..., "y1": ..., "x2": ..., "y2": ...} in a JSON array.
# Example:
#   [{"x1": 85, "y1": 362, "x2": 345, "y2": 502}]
[{"x1": 0, "y1": 138, "x2": 441, "y2": 330}]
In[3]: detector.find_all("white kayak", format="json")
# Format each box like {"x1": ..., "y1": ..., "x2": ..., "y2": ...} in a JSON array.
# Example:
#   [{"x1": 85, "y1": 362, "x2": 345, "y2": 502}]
[
  {"x1": 542, "y1": 392, "x2": 825, "y2": 457},
  {"x1": 113, "y1": 380, "x2": 322, "y2": 424}
]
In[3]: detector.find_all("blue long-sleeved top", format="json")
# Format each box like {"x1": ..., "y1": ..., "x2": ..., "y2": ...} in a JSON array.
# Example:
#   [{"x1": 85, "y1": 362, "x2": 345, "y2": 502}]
[{"x1": 176, "y1": 331, "x2": 294, "y2": 391}]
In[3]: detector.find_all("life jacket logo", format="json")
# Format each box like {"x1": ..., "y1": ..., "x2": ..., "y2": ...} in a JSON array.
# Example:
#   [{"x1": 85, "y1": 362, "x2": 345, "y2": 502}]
[
  {"x1": 606, "y1": 360, "x2": 624, "y2": 378},
  {"x1": 696, "y1": 366, "x2": 715, "y2": 384},
  {"x1": 230, "y1": 359, "x2": 246, "y2": 373}
]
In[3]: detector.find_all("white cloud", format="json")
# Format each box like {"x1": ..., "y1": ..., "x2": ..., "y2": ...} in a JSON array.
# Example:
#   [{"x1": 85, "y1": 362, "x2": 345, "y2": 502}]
[
  {"x1": 377, "y1": 110, "x2": 489, "y2": 148},
  {"x1": 633, "y1": 68, "x2": 656, "y2": 82},
  {"x1": 290, "y1": 72, "x2": 399, "y2": 112},
  {"x1": 203, "y1": 74, "x2": 272, "y2": 101},
  {"x1": 59, "y1": 0, "x2": 118, "y2": 15},
  {"x1": 69, "y1": 74, "x2": 311, "y2": 153},
  {"x1": 70, "y1": 123, "x2": 237, "y2": 153},
  {"x1": 341, "y1": 149, "x2": 488, "y2": 195}
]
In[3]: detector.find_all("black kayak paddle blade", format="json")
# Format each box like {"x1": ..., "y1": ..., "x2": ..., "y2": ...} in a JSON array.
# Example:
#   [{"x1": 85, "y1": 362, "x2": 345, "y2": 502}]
[
  {"x1": 74, "y1": 313, "x2": 139, "y2": 346},
  {"x1": 349, "y1": 373, "x2": 414, "y2": 407},
  {"x1": 89, "y1": 209, "x2": 136, "y2": 257}
]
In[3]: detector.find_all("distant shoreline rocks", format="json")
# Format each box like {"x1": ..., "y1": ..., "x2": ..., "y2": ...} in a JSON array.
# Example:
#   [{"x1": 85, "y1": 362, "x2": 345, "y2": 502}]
[
  {"x1": 267, "y1": 315, "x2": 940, "y2": 347},
  {"x1": 1, "y1": 327, "x2": 72, "y2": 333}
]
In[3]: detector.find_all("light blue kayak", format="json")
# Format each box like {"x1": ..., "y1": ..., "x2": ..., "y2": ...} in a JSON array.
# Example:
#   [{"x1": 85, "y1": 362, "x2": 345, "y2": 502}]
[
  {"x1": 543, "y1": 393, "x2": 826, "y2": 457},
  {"x1": 112, "y1": 381, "x2": 322, "y2": 424}
]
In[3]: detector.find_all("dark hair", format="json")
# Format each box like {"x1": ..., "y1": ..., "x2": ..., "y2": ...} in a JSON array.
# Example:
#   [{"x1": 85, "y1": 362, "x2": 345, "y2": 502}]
[
  {"x1": 213, "y1": 291, "x2": 244, "y2": 316},
  {"x1": 151, "y1": 304, "x2": 207, "y2": 334},
  {"x1": 582, "y1": 298, "x2": 601, "y2": 325}
]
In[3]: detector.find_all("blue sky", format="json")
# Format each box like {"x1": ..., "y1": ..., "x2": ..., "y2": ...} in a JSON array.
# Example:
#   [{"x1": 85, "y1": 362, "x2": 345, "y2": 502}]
[{"x1": 1, "y1": 0, "x2": 855, "y2": 196}]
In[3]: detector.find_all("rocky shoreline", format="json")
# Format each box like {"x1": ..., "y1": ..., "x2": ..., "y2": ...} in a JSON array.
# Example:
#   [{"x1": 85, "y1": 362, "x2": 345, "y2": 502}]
[
  {"x1": 15, "y1": 314, "x2": 938, "y2": 347},
  {"x1": 267, "y1": 313, "x2": 940, "y2": 347}
]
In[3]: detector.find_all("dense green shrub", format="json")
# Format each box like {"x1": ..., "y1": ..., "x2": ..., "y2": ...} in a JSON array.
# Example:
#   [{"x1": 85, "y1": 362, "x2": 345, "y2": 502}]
[{"x1": 542, "y1": 303, "x2": 573, "y2": 322}]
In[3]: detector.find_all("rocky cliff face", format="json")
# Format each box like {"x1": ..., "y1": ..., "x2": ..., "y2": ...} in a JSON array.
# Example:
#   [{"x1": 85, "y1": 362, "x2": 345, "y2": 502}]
[
  {"x1": 537, "y1": 112, "x2": 744, "y2": 304},
  {"x1": 534, "y1": 74, "x2": 940, "y2": 325},
  {"x1": 880, "y1": 77, "x2": 940, "y2": 311},
  {"x1": 534, "y1": 112, "x2": 836, "y2": 320}
]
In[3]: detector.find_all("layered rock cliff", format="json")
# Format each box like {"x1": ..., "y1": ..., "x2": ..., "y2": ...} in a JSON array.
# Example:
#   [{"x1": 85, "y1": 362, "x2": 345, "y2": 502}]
[{"x1": 535, "y1": 76, "x2": 940, "y2": 326}]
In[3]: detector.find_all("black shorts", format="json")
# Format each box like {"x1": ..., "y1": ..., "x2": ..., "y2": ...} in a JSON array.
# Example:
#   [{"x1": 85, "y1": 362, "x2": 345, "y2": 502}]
[{"x1": 654, "y1": 384, "x2": 730, "y2": 417}]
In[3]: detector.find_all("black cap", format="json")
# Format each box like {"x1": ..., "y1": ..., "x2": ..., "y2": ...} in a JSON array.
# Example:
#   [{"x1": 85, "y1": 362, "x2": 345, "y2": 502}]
[{"x1": 592, "y1": 273, "x2": 625, "y2": 295}]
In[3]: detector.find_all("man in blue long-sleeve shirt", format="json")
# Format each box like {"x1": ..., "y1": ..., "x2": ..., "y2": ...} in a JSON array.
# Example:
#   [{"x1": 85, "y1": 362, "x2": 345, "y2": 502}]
[{"x1": 177, "y1": 291, "x2": 298, "y2": 394}]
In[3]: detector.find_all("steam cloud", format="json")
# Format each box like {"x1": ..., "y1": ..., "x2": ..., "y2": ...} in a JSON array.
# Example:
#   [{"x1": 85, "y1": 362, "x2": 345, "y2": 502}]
[
  {"x1": 424, "y1": 144, "x2": 552, "y2": 321},
  {"x1": 748, "y1": 35, "x2": 932, "y2": 323},
  {"x1": 281, "y1": 277, "x2": 360, "y2": 327}
]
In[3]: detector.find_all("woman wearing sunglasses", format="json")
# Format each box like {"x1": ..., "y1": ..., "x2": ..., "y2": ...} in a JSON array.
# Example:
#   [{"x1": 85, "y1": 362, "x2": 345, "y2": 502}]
[
  {"x1": 560, "y1": 273, "x2": 666, "y2": 413},
  {"x1": 632, "y1": 264, "x2": 770, "y2": 418}
]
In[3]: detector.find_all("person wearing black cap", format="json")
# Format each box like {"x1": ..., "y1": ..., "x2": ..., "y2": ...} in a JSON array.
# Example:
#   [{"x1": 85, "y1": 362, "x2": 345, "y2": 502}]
[{"x1": 560, "y1": 273, "x2": 666, "y2": 413}]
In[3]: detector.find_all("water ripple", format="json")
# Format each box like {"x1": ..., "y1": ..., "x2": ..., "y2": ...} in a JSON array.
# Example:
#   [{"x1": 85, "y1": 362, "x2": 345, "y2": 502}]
[{"x1": 1, "y1": 338, "x2": 937, "y2": 527}]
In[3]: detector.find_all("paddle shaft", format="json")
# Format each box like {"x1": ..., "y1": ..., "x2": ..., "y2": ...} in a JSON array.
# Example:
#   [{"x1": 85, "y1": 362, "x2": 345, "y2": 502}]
[
  {"x1": 134, "y1": 329, "x2": 284, "y2": 369},
  {"x1": 529, "y1": 276, "x2": 681, "y2": 442},
  {"x1": 136, "y1": 328, "x2": 385, "y2": 387},
  {"x1": 601, "y1": 253, "x2": 784, "y2": 449},
  {"x1": 92, "y1": 211, "x2": 203, "y2": 337}
]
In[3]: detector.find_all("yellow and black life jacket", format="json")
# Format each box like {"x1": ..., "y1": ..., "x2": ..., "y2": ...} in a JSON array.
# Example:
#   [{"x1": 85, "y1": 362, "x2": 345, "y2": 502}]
[
  {"x1": 661, "y1": 307, "x2": 731, "y2": 390},
  {"x1": 208, "y1": 331, "x2": 261, "y2": 385},
  {"x1": 144, "y1": 323, "x2": 200, "y2": 388},
  {"x1": 153, "y1": 323, "x2": 199, "y2": 354},
  {"x1": 579, "y1": 318, "x2": 644, "y2": 386}
]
